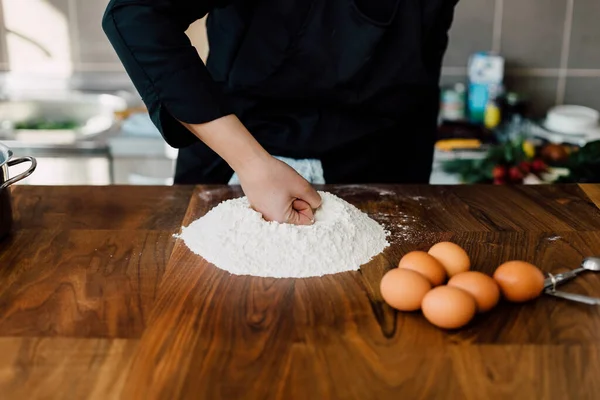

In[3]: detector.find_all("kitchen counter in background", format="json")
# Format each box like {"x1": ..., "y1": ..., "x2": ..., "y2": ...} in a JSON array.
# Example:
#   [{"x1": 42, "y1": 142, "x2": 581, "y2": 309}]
[
  {"x1": 0, "y1": 88, "x2": 131, "y2": 185},
  {"x1": 1, "y1": 184, "x2": 600, "y2": 399},
  {"x1": 0, "y1": 72, "x2": 496, "y2": 186},
  {"x1": 0, "y1": 84, "x2": 179, "y2": 186},
  {"x1": 430, "y1": 148, "x2": 487, "y2": 184}
]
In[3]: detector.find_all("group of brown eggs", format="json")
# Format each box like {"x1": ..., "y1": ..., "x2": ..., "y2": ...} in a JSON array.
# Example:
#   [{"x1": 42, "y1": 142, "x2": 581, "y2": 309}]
[{"x1": 380, "y1": 242, "x2": 546, "y2": 329}]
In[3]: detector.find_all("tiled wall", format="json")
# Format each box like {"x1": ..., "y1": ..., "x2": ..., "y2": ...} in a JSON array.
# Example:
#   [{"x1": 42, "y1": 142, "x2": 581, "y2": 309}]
[
  {"x1": 1, "y1": 0, "x2": 598, "y2": 117},
  {"x1": 443, "y1": 0, "x2": 600, "y2": 116}
]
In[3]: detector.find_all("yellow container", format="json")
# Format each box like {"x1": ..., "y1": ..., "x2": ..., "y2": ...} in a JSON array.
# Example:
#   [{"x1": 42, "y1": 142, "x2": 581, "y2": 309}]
[{"x1": 484, "y1": 102, "x2": 501, "y2": 129}]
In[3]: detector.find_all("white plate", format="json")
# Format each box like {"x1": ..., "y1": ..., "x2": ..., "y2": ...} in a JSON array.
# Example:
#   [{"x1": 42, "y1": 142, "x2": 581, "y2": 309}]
[{"x1": 544, "y1": 105, "x2": 599, "y2": 135}]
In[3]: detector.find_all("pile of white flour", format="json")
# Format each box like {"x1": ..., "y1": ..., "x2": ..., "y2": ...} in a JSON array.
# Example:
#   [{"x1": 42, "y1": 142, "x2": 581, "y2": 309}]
[{"x1": 178, "y1": 191, "x2": 389, "y2": 278}]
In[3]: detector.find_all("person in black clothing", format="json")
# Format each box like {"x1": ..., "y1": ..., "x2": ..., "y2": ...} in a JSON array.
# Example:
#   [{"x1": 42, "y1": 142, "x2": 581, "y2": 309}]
[{"x1": 103, "y1": 0, "x2": 459, "y2": 225}]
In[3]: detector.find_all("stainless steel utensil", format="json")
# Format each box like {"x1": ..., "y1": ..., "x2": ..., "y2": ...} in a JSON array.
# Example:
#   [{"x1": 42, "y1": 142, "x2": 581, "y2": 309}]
[
  {"x1": 544, "y1": 289, "x2": 600, "y2": 305},
  {"x1": 543, "y1": 257, "x2": 600, "y2": 290},
  {"x1": 0, "y1": 142, "x2": 37, "y2": 240}
]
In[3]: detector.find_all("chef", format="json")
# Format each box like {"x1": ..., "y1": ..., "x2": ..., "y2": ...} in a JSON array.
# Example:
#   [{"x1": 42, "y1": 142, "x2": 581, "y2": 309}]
[{"x1": 103, "y1": 0, "x2": 459, "y2": 225}]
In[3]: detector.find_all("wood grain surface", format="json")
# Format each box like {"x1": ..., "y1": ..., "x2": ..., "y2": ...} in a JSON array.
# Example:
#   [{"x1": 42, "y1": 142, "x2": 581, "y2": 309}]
[
  {"x1": 2, "y1": 184, "x2": 600, "y2": 399},
  {"x1": 0, "y1": 185, "x2": 193, "y2": 339},
  {"x1": 0, "y1": 338, "x2": 139, "y2": 399}
]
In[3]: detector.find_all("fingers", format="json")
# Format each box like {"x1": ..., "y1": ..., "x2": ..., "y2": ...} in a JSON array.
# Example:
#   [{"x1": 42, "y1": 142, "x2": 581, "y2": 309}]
[
  {"x1": 288, "y1": 183, "x2": 320, "y2": 225},
  {"x1": 296, "y1": 184, "x2": 322, "y2": 210},
  {"x1": 288, "y1": 199, "x2": 315, "y2": 225}
]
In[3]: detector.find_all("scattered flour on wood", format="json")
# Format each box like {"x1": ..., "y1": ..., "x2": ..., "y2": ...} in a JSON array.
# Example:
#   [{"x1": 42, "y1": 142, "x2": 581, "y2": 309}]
[{"x1": 177, "y1": 191, "x2": 389, "y2": 278}]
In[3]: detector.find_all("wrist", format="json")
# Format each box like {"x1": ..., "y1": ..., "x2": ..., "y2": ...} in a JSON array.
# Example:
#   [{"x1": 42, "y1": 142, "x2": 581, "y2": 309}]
[{"x1": 234, "y1": 150, "x2": 271, "y2": 179}]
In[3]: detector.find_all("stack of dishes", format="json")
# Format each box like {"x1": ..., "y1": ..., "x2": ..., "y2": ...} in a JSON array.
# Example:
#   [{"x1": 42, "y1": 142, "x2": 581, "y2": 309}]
[{"x1": 530, "y1": 105, "x2": 600, "y2": 146}]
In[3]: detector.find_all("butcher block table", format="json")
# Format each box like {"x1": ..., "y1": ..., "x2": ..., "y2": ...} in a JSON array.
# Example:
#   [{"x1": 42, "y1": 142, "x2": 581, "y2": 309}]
[{"x1": 2, "y1": 184, "x2": 600, "y2": 400}]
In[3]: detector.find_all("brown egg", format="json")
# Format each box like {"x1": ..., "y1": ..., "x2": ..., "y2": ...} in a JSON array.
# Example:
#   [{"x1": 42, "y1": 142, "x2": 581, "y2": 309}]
[
  {"x1": 380, "y1": 268, "x2": 432, "y2": 311},
  {"x1": 448, "y1": 271, "x2": 500, "y2": 313},
  {"x1": 421, "y1": 286, "x2": 477, "y2": 329},
  {"x1": 398, "y1": 251, "x2": 447, "y2": 286},
  {"x1": 493, "y1": 261, "x2": 545, "y2": 303},
  {"x1": 428, "y1": 242, "x2": 471, "y2": 277}
]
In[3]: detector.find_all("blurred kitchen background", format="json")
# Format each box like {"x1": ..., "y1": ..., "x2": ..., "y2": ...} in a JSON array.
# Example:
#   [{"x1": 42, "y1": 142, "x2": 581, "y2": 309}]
[{"x1": 1, "y1": 0, "x2": 599, "y2": 185}]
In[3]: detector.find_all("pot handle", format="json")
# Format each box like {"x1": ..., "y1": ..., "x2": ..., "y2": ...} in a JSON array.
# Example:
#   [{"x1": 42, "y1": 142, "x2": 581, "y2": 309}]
[{"x1": 1, "y1": 156, "x2": 37, "y2": 190}]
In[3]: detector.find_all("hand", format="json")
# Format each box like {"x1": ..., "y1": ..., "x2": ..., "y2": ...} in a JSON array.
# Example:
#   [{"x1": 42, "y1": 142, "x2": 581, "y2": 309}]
[
  {"x1": 237, "y1": 156, "x2": 322, "y2": 225},
  {"x1": 179, "y1": 115, "x2": 321, "y2": 224}
]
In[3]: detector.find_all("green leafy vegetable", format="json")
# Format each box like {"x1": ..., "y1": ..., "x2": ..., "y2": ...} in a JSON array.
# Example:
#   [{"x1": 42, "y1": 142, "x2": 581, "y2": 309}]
[{"x1": 15, "y1": 119, "x2": 79, "y2": 130}]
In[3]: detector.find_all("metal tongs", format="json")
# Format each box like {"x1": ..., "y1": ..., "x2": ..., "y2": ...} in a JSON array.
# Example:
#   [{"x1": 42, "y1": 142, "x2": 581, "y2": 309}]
[{"x1": 544, "y1": 257, "x2": 600, "y2": 305}]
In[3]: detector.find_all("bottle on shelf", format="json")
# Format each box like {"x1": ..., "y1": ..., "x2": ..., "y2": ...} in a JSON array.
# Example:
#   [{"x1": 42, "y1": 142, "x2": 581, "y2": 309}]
[
  {"x1": 484, "y1": 85, "x2": 502, "y2": 130},
  {"x1": 440, "y1": 82, "x2": 467, "y2": 122}
]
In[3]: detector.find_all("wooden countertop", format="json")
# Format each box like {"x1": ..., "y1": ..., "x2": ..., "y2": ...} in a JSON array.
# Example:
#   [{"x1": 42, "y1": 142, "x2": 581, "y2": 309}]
[{"x1": 2, "y1": 184, "x2": 600, "y2": 399}]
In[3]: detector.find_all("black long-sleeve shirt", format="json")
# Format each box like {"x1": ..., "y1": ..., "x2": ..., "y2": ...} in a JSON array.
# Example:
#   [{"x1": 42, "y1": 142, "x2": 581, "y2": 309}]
[{"x1": 103, "y1": 0, "x2": 458, "y2": 183}]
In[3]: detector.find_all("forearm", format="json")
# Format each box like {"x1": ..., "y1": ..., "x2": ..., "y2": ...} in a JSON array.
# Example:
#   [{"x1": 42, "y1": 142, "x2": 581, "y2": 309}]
[{"x1": 181, "y1": 115, "x2": 270, "y2": 172}]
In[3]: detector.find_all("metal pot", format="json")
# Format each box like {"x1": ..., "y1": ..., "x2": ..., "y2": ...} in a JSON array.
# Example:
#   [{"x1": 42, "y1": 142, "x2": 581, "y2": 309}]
[{"x1": 0, "y1": 143, "x2": 37, "y2": 240}]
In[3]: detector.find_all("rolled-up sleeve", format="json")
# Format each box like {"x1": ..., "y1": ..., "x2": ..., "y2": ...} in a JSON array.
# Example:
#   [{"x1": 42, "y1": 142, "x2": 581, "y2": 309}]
[{"x1": 102, "y1": 0, "x2": 232, "y2": 148}]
